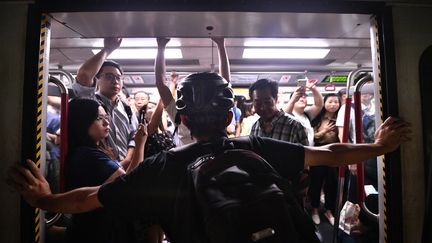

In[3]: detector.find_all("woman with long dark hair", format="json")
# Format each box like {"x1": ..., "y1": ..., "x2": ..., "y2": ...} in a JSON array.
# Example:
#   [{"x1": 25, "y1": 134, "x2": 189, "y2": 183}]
[
  {"x1": 309, "y1": 93, "x2": 341, "y2": 225},
  {"x1": 64, "y1": 98, "x2": 147, "y2": 242}
]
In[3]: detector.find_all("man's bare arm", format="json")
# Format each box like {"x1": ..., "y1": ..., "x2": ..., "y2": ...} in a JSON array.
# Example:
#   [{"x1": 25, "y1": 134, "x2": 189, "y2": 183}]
[
  {"x1": 305, "y1": 117, "x2": 411, "y2": 167},
  {"x1": 8, "y1": 160, "x2": 102, "y2": 214},
  {"x1": 76, "y1": 38, "x2": 122, "y2": 86}
]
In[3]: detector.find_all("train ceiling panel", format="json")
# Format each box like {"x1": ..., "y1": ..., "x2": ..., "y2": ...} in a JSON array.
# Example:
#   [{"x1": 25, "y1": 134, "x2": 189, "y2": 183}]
[
  {"x1": 48, "y1": 11, "x2": 373, "y2": 76},
  {"x1": 50, "y1": 12, "x2": 370, "y2": 38}
]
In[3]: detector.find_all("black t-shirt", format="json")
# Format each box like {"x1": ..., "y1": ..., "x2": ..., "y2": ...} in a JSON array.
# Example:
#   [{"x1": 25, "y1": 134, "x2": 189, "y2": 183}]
[
  {"x1": 98, "y1": 135, "x2": 305, "y2": 243},
  {"x1": 65, "y1": 147, "x2": 137, "y2": 243}
]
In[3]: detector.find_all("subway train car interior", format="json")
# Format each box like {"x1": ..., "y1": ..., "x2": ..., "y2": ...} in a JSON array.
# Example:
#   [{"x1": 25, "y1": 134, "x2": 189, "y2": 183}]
[{"x1": 1, "y1": 0, "x2": 431, "y2": 243}]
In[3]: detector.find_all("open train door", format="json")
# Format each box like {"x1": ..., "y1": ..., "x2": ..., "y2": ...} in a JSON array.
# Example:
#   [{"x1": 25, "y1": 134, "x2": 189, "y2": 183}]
[{"x1": 20, "y1": 1, "x2": 402, "y2": 243}]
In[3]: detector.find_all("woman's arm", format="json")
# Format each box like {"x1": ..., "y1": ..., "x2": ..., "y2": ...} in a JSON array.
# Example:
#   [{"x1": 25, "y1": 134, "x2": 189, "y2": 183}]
[
  {"x1": 155, "y1": 38, "x2": 174, "y2": 107},
  {"x1": 147, "y1": 100, "x2": 165, "y2": 135},
  {"x1": 212, "y1": 37, "x2": 230, "y2": 82},
  {"x1": 126, "y1": 123, "x2": 148, "y2": 173},
  {"x1": 305, "y1": 85, "x2": 324, "y2": 120}
]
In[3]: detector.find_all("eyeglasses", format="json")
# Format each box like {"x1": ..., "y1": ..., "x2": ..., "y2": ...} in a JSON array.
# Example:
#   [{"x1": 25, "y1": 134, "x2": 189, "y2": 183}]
[{"x1": 100, "y1": 73, "x2": 123, "y2": 83}]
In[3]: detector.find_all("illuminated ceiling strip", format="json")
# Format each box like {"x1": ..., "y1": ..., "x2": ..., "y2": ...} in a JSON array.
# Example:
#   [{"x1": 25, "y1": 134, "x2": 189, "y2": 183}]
[
  {"x1": 242, "y1": 48, "x2": 330, "y2": 59},
  {"x1": 244, "y1": 38, "x2": 330, "y2": 47},
  {"x1": 92, "y1": 48, "x2": 183, "y2": 59}
]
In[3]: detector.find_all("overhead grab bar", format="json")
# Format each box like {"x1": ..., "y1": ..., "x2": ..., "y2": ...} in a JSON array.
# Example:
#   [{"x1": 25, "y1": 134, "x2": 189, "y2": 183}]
[
  {"x1": 49, "y1": 69, "x2": 75, "y2": 87},
  {"x1": 48, "y1": 76, "x2": 68, "y2": 192},
  {"x1": 325, "y1": 71, "x2": 336, "y2": 91},
  {"x1": 353, "y1": 75, "x2": 379, "y2": 222}
]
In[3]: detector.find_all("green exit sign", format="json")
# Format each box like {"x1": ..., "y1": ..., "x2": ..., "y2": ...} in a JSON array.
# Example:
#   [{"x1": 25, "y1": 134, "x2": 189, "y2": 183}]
[{"x1": 322, "y1": 75, "x2": 348, "y2": 82}]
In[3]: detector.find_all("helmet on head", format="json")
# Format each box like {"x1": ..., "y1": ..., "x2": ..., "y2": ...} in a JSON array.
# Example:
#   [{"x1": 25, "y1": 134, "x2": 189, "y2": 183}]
[{"x1": 176, "y1": 72, "x2": 234, "y2": 116}]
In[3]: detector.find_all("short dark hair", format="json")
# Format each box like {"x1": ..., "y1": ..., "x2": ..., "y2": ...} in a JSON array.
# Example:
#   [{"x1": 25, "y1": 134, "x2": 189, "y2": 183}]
[
  {"x1": 96, "y1": 60, "x2": 123, "y2": 78},
  {"x1": 249, "y1": 78, "x2": 279, "y2": 100}
]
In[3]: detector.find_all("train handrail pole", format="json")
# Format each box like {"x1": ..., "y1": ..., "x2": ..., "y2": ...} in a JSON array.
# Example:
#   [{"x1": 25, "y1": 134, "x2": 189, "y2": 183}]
[
  {"x1": 354, "y1": 75, "x2": 379, "y2": 221},
  {"x1": 48, "y1": 75, "x2": 68, "y2": 193},
  {"x1": 333, "y1": 68, "x2": 372, "y2": 243},
  {"x1": 46, "y1": 76, "x2": 69, "y2": 228}
]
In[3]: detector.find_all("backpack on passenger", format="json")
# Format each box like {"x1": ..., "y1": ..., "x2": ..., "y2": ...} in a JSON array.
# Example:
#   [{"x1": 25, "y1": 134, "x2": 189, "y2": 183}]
[{"x1": 188, "y1": 144, "x2": 320, "y2": 243}]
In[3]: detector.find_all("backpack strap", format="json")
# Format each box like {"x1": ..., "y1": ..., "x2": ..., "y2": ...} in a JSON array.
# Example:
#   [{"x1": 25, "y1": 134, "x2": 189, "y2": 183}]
[{"x1": 121, "y1": 100, "x2": 133, "y2": 124}]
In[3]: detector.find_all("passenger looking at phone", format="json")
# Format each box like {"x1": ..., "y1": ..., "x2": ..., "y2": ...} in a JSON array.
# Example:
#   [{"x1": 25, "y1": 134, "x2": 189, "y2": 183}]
[
  {"x1": 285, "y1": 79, "x2": 324, "y2": 146},
  {"x1": 72, "y1": 37, "x2": 139, "y2": 170},
  {"x1": 63, "y1": 98, "x2": 147, "y2": 243},
  {"x1": 309, "y1": 93, "x2": 342, "y2": 225}
]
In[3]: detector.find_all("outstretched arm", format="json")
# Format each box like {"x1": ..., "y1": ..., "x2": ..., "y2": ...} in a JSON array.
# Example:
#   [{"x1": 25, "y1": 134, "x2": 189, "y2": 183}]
[
  {"x1": 8, "y1": 160, "x2": 102, "y2": 213},
  {"x1": 76, "y1": 38, "x2": 122, "y2": 87},
  {"x1": 155, "y1": 38, "x2": 174, "y2": 107},
  {"x1": 304, "y1": 117, "x2": 411, "y2": 167},
  {"x1": 212, "y1": 37, "x2": 230, "y2": 82},
  {"x1": 305, "y1": 84, "x2": 323, "y2": 120}
]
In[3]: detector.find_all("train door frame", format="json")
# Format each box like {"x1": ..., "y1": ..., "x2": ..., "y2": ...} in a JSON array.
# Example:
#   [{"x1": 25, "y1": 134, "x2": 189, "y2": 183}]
[
  {"x1": 419, "y1": 45, "x2": 432, "y2": 243},
  {"x1": 21, "y1": 1, "x2": 401, "y2": 243}
]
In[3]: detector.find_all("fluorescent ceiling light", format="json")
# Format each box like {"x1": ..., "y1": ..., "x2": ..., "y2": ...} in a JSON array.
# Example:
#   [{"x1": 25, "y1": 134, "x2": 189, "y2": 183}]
[
  {"x1": 242, "y1": 48, "x2": 330, "y2": 59},
  {"x1": 92, "y1": 48, "x2": 183, "y2": 59},
  {"x1": 244, "y1": 38, "x2": 329, "y2": 47},
  {"x1": 92, "y1": 38, "x2": 181, "y2": 47}
]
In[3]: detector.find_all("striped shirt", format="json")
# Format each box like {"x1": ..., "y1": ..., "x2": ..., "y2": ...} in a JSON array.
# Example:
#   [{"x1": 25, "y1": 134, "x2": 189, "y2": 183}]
[{"x1": 251, "y1": 110, "x2": 308, "y2": 145}]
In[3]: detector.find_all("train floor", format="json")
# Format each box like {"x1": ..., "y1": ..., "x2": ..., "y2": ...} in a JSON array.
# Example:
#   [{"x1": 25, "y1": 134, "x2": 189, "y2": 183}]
[
  {"x1": 47, "y1": 199, "x2": 377, "y2": 243},
  {"x1": 310, "y1": 199, "x2": 379, "y2": 243}
]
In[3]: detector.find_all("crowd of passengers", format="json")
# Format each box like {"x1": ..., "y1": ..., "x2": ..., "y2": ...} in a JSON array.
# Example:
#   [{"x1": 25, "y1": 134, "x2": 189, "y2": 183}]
[{"x1": 45, "y1": 37, "x2": 378, "y2": 243}]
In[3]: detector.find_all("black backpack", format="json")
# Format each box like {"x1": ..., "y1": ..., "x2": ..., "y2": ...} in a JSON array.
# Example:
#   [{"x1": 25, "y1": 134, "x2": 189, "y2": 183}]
[{"x1": 188, "y1": 142, "x2": 319, "y2": 243}]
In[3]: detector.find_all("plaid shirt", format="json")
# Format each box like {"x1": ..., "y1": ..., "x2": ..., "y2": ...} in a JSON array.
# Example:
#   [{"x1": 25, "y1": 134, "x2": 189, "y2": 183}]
[{"x1": 251, "y1": 110, "x2": 309, "y2": 145}]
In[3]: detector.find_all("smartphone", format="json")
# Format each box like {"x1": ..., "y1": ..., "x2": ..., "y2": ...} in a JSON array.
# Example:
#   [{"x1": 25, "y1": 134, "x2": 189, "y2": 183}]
[
  {"x1": 139, "y1": 104, "x2": 147, "y2": 123},
  {"x1": 297, "y1": 79, "x2": 307, "y2": 87}
]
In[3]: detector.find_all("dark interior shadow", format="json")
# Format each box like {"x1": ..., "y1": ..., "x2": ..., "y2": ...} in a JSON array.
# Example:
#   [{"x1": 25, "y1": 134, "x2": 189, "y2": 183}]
[{"x1": 419, "y1": 45, "x2": 432, "y2": 243}]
